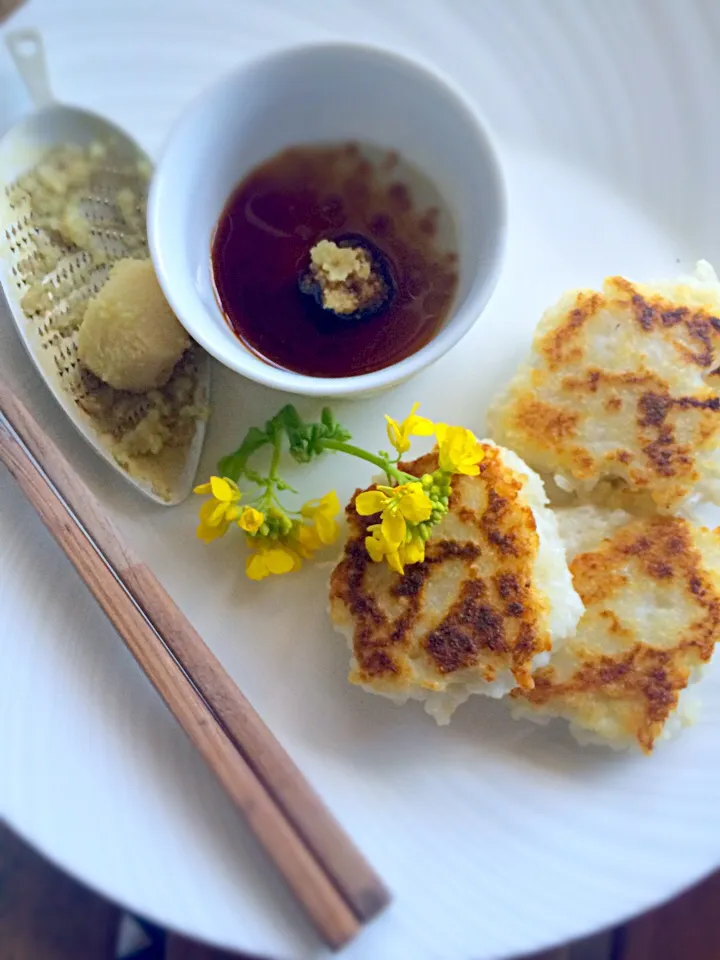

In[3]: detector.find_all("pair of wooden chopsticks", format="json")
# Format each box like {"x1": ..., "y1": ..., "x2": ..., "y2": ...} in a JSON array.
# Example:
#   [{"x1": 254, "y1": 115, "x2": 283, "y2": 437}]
[{"x1": 0, "y1": 381, "x2": 390, "y2": 949}]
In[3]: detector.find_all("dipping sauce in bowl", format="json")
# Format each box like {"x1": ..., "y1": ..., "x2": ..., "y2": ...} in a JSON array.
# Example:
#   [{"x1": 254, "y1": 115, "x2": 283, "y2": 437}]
[{"x1": 211, "y1": 143, "x2": 458, "y2": 378}]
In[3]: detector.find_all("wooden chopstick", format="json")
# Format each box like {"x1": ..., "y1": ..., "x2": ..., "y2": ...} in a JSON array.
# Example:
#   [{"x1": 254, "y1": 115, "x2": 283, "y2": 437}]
[{"x1": 0, "y1": 385, "x2": 391, "y2": 948}]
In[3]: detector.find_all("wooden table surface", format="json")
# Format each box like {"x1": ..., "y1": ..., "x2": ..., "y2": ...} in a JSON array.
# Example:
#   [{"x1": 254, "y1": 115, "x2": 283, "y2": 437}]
[{"x1": 1, "y1": 819, "x2": 719, "y2": 960}]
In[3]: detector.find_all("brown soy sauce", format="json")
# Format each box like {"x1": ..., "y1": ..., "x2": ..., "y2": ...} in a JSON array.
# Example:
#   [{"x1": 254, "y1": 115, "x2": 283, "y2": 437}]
[{"x1": 211, "y1": 143, "x2": 458, "y2": 378}]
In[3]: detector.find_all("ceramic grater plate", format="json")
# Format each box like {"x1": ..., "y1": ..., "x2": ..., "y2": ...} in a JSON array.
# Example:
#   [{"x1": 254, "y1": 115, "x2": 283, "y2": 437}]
[{"x1": 0, "y1": 103, "x2": 209, "y2": 505}]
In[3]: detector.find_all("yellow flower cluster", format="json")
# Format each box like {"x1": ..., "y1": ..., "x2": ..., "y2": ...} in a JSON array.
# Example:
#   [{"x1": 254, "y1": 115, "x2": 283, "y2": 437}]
[
  {"x1": 435, "y1": 423, "x2": 486, "y2": 477},
  {"x1": 194, "y1": 476, "x2": 243, "y2": 543},
  {"x1": 386, "y1": 405, "x2": 484, "y2": 476},
  {"x1": 385, "y1": 402, "x2": 434, "y2": 455},
  {"x1": 356, "y1": 481, "x2": 432, "y2": 574},
  {"x1": 194, "y1": 481, "x2": 340, "y2": 581},
  {"x1": 193, "y1": 402, "x2": 484, "y2": 581},
  {"x1": 358, "y1": 406, "x2": 485, "y2": 574}
]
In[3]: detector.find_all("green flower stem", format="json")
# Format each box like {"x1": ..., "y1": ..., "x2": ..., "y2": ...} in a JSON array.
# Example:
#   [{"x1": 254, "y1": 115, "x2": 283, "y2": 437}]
[
  {"x1": 320, "y1": 439, "x2": 411, "y2": 485},
  {"x1": 268, "y1": 429, "x2": 283, "y2": 483},
  {"x1": 254, "y1": 430, "x2": 286, "y2": 514}
]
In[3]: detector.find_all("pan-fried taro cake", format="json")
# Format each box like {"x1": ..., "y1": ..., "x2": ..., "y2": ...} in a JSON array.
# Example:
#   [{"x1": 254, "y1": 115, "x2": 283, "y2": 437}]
[
  {"x1": 488, "y1": 263, "x2": 720, "y2": 512},
  {"x1": 330, "y1": 444, "x2": 583, "y2": 722},
  {"x1": 512, "y1": 505, "x2": 720, "y2": 752}
]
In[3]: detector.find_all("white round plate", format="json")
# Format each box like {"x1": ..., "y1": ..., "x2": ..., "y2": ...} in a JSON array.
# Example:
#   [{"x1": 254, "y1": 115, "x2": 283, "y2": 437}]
[{"x1": 2, "y1": 2, "x2": 720, "y2": 958}]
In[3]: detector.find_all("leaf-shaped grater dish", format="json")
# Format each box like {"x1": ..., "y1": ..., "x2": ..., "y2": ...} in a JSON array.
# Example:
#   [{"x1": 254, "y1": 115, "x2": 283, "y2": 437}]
[{"x1": 0, "y1": 30, "x2": 210, "y2": 505}]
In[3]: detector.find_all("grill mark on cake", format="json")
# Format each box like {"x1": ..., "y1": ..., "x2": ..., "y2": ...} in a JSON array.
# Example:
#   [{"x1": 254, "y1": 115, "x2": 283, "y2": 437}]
[
  {"x1": 512, "y1": 398, "x2": 579, "y2": 445},
  {"x1": 570, "y1": 448, "x2": 597, "y2": 477},
  {"x1": 458, "y1": 506, "x2": 475, "y2": 527},
  {"x1": 647, "y1": 560, "x2": 673, "y2": 579},
  {"x1": 356, "y1": 648, "x2": 399, "y2": 677},
  {"x1": 620, "y1": 285, "x2": 720, "y2": 366},
  {"x1": 666, "y1": 534, "x2": 686, "y2": 555},
  {"x1": 566, "y1": 370, "x2": 662, "y2": 391},
  {"x1": 661, "y1": 307, "x2": 689, "y2": 327},
  {"x1": 690, "y1": 575, "x2": 703, "y2": 597},
  {"x1": 682, "y1": 316, "x2": 717, "y2": 367},
  {"x1": 513, "y1": 622, "x2": 538, "y2": 661},
  {"x1": 424, "y1": 580, "x2": 507, "y2": 673},
  {"x1": 390, "y1": 613, "x2": 413, "y2": 647},
  {"x1": 624, "y1": 290, "x2": 656, "y2": 331},
  {"x1": 675, "y1": 395, "x2": 720, "y2": 412},
  {"x1": 540, "y1": 291, "x2": 604, "y2": 368},
  {"x1": 392, "y1": 562, "x2": 428, "y2": 598},
  {"x1": 429, "y1": 540, "x2": 483, "y2": 563},
  {"x1": 642, "y1": 429, "x2": 694, "y2": 479},
  {"x1": 599, "y1": 610, "x2": 632, "y2": 638},
  {"x1": 480, "y1": 487, "x2": 528, "y2": 558},
  {"x1": 486, "y1": 529, "x2": 521, "y2": 557},
  {"x1": 496, "y1": 572, "x2": 521, "y2": 599},
  {"x1": 638, "y1": 392, "x2": 672, "y2": 427},
  {"x1": 340, "y1": 538, "x2": 386, "y2": 625},
  {"x1": 638, "y1": 391, "x2": 720, "y2": 429}
]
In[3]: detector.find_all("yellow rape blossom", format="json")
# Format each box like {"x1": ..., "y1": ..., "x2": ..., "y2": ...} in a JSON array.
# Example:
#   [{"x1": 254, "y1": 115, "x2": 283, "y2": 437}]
[
  {"x1": 237, "y1": 506, "x2": 265, "y2": 534},
  {"x1": 300, "y1": 490, "x2": 340, "y2": 545},
  {"x1": 402, "y1": 537, "x2": 426, "y2": 565},
  {"x1": 194, "y1": 476, "x2": 243, "y2": 543},
  {"x1": 385, "y1": 402, "x2": 434, "y2": 456},
  {"x1": 197, "y1": 403, "x2": 484, "y2": 580},
  {"x1": 244, "y1": 512, "x2": 331, "y2": 580},
  {"x1": 292, "y1": 521, "x2": 323, "y2": 558},
  {"x1": 365, "y1": 525, "x2": 426, "y2": 575},
  {"x1": 356, "y1": 481, "x2": 432, "y2": 549},
  {"x1": 245, "y1": 539, "x2": 301, "y2": 581},
  {"x1": 435, "y1": 424, "x2": 485, "y2": 476}
]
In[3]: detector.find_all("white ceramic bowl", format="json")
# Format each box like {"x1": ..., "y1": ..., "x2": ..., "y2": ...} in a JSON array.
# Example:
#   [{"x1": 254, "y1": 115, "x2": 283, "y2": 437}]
[{"x1": 148, "y1": 41, "x2": 506, "y2": 398}]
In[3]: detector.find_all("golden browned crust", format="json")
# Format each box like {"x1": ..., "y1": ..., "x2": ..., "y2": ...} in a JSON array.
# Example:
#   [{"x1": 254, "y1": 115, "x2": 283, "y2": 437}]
[
  {"x1": 540, "y1": 291, "x2": 605, "y2": 368},
  {"x1": 489, "y1": 277, "x2": 720, "y2": 510},
  {"x1": 540, "y1": 280, "x2": 720, "y2": 371},
  {"x1": 329, "y1": 447, "x2": 553, "y2": 698},
  {"x1": 511, "y1": 400, "x2": 579, "y2": 449},
  {"x1": 514, "y1": 516, "x2": 720, "y2": 752}
]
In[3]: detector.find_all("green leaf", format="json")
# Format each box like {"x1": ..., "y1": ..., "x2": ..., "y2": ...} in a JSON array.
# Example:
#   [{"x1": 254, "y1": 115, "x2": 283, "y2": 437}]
[
  {"x1": 242, "y1": 467, "x2": 266, "y2": 487},
  {"x1": 217, "y1": 425, "x2": 269, "y2": 480},
  {"x1": 320, "y1": 407, "x2": 352, "y2": 443},
  {"x1": 217, "y1": 452, "x2": 238, "y2": 478},
  {"x1": 273, "y1": 405, "x2": 313, "y2": 461},
  {"x1": 218, "y1": 403, "x2": 352, "y2": 478}
]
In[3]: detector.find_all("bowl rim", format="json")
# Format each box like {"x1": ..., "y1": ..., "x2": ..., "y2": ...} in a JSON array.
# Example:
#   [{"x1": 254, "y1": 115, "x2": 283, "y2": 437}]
[{"x1": 148, "y1": 37, "x2": 507, "y2": 398}]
